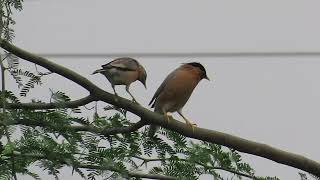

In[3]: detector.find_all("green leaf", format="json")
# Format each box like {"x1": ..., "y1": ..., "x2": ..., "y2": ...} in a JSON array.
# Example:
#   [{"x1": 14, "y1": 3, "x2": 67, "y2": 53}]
[{"x1": 2, "y1": 143, "x2": 15, "y2": 155}]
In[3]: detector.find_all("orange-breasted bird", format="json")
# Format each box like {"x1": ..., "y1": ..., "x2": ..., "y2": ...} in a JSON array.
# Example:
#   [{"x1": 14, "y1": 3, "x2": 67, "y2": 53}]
[
  {"x1": 92, "y1": 57, "x2": 147, "y2": 103},
  {"x1": 148, "y1": 62, "x2": 209, "y2": 137}
]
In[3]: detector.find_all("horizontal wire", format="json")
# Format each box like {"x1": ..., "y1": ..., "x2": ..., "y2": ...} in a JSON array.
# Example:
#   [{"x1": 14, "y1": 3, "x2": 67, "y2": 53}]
[{"x1": 31, "y1": 52, "x2": 320, "y2": 58}]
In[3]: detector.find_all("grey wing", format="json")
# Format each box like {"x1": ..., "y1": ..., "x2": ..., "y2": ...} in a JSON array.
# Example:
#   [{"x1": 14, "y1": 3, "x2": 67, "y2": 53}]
[
  {"x1": 149, "y1": 71, "x2": 176, "y2": 107},
  {"x1": 102, "y1": 57, "x2": 139, "y2": 71}
]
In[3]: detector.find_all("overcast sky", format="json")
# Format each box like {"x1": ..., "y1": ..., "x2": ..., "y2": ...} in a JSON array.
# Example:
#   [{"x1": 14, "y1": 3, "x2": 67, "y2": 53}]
[{"x1": 6, "y1": 0, "x2": 320, "y2": 179}]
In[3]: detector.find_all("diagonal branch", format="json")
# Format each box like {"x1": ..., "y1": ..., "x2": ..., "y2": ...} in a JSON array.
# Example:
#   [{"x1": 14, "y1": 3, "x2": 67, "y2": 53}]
[
  {"x1": 1, "y1": 39, "x2": 320, "y2": 176},
  {"x1": 4, "y1": 95, "x2": 96, "y2": 109}
]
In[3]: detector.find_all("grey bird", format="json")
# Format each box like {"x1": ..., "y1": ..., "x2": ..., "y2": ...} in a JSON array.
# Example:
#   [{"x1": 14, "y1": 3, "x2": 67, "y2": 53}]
[
  {"x1": 148, "y1": 62, "x2": 209, "y2": 137},
  {"x1": 92, "y1": 57, "x2": 147, "y2": 103}
]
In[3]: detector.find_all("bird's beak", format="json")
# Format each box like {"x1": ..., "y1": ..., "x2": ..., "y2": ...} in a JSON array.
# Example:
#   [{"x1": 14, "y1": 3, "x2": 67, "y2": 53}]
[
  {"x1": 91, "y1": 71, "x2": 97, "y2": 75},
  {"x1": 205, "y1": 75, "x2": 210, "y2": 81},
  {"x1": 143, "y1": 83, "x2": 147, "y2": 89},
  {"x1": 91, "y1": 69, "x2": 103, "y2": 75}
]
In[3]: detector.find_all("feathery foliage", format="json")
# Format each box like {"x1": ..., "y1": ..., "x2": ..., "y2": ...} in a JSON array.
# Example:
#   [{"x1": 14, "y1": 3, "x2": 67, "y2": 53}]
[{"x1": 0, "y1": 89, "x2": 280, "y2": 179}]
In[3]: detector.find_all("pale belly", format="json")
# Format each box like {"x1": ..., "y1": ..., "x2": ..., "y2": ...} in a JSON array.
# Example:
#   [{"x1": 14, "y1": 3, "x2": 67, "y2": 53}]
[{"x1": 102, "y1": 69, "x2": 138, "y2": 85}]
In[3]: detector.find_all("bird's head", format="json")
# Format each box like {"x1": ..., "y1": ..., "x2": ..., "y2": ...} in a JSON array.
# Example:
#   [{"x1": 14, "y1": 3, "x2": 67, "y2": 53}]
[
  {"x1": 185, "y1": 62, "x2": 210, "y2": 80},
  {"x1": 138, "y1": 65, "x2": 147, "y2": 89}
]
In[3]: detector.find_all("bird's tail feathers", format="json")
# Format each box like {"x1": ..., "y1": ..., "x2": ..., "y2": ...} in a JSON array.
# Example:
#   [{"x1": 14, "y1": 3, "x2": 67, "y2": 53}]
[
  {"x1": 148, "y1": 125, "x2": 159, "y2": 137},
  {"x1": 148, "y1": 107, "x2": 161, "y2": 137}
]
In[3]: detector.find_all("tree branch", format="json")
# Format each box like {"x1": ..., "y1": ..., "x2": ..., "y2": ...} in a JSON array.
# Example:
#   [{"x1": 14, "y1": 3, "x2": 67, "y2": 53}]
[
  {"x1": 11, "y1": 151, "x2": 176, "y2": 180},
  {"x1": 15, "y1": 117, "x2": 147, "y2": 136},
  {"x1": 5, "y1": 95, "x2": 96, "y2": 109},
  {"x1": 1, "y1": 39, "x2": 320, "y2": 176},
  {"x1": 72, "y1": 120, "x2": 147, "y2": 136}
]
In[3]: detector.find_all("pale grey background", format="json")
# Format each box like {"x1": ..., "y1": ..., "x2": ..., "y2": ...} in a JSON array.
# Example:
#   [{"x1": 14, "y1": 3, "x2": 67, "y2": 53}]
[{"x1": 5, "y1": 0, "x2": 320, "y2": 179}]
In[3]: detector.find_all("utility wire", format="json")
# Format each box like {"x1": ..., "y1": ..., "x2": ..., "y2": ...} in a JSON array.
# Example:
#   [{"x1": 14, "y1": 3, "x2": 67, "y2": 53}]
[{"x1": 33, "y1": 52, "x2": 320, "y2": 58}]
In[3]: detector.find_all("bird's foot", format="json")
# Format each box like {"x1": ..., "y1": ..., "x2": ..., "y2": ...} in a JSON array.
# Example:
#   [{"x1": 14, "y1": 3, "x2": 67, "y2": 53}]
[
  {"x1": 131, "y1": 98, "x2": 140, "y2": 105},
  {"x1": 186, "y1": 121, "x2": 197, "y2": 133},
  {"x1": 165, "y1": 113, "x2": 172, "y2": 124}
]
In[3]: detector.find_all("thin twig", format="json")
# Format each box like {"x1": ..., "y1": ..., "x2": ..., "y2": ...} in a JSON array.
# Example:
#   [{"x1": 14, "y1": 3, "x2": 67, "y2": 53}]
[
  {"x1": 83, "y1": 104, "x2": 94, "y2": 110},
  {"x1": 1, "y1": 52, "x2": 10, "y2": 62},
  {"x1": 72, "y1": 120, "x2": 147, "y2": 136},
  {"x1": 34, "y1": 63, "x2": 52, "y2": 76},
  {"x1": 5, "y1": 95, "x2": 96, "y2": 109},
  {"x1": 132, "y1": 156, "x2": 256, "y2": 179},
  {"x1": 14, "y1": 117, "x2": 147, "y2": 137}
]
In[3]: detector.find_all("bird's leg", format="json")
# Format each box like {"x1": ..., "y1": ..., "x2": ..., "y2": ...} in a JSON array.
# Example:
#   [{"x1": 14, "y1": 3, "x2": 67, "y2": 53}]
[
  {"x1": 112, "y1": 85, "x2": 118, "y2": 96},
  {"x1": 112, "y1": 85, "x2": 119, "y2": 102},
  {"x1": 162, "y1": 109, "x2": 172, "y2": 124},
  {"x1": 177, "y1": 110, "x2": 197, "y2": 132},
  {"x1": 126, "y1": 85, "x2": 139, "y2": 104}
]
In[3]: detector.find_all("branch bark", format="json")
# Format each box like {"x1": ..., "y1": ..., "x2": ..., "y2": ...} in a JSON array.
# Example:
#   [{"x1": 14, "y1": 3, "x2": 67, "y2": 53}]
[{"x1": 1, "y1": 40, "x2": 320, "y2": 176}]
